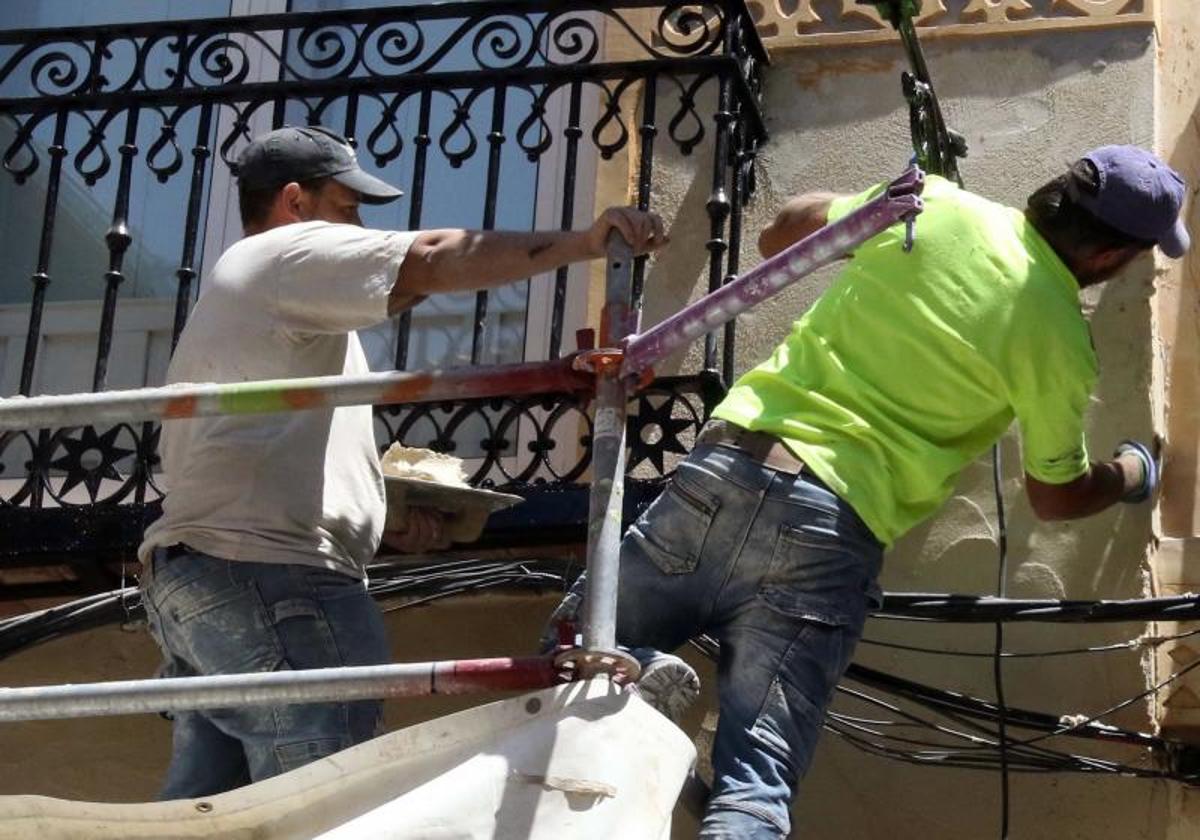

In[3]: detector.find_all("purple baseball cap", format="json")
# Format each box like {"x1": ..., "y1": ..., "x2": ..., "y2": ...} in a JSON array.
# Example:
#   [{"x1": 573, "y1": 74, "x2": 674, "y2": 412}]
[{"x1": 1072, "y1": 145, "x2": 1190, "y2": 258}]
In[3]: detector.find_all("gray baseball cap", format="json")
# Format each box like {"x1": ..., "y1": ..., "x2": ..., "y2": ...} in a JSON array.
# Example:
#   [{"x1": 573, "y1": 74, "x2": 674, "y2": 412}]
[
  {"x1": 1073, "y1": 145, "x2": 1189, "y2": 258},
  {"x1": 234, "y1": 125, "x2": 403, "y2": 205}
]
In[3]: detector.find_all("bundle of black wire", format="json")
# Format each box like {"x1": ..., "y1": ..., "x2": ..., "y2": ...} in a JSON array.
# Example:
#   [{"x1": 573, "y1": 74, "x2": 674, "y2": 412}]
[{"x1": 3, "y1": 560, "x2": 1199, "y2": 792}]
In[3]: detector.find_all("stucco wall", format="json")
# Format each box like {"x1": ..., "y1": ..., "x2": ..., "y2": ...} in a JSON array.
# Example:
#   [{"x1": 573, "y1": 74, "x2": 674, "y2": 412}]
[{"x1": 639, "y1": 23, "x2": 1195, "y2": 839}]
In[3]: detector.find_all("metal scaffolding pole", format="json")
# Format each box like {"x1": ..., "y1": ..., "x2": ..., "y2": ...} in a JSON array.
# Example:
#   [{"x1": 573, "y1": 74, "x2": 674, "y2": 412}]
[
  {"x1": 0, "y1": 171, "x2": 927, "y2": 698},
  {"x1": 0, "y1": 171, "x2": 924, "y2": 437},
  {"x1": 0, "y1": 358, "x2": 593, "y2": 432},
  {"x1": 579, "y1": 233, "x2": 636, "y2": 661},
  {"x1": 0, "y1": 656, "x2": 558, "y2": 722}
]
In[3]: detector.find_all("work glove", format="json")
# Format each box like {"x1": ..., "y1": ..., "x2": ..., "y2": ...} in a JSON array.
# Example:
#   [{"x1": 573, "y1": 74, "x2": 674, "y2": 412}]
[{"x1": 1114, "y1": 440, "x2": 1159, "y2": 504}]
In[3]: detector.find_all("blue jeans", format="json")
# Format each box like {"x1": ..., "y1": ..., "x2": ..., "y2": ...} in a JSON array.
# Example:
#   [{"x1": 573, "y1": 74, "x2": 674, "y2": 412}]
[
  {"x1": 142, "y1": 549, "x2": 390, "y2": 800},
  {"x1": 615, "y1": 443, "x2": 883, "y2": 838}
]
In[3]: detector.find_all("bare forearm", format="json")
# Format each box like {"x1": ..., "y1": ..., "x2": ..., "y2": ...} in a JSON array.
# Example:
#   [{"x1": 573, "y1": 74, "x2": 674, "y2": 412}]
[
  {"x1": 758, "y1": 192, "x2": 844, "y2": 258},
  {"x1": 1025, "y1": 455, "x2": 1143, "y2": 521},
  {"x1": 399, "y1": 228, "x2": 595, "y2": 297},
  {"x1": 391, "y1": 207, "x2": 666, "y2": 312}
]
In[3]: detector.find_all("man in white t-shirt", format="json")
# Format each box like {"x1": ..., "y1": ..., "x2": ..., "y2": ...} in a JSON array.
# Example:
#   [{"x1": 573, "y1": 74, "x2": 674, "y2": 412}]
[{"x1": 137, "y1": 125, "x2": 665, "y2": 799}]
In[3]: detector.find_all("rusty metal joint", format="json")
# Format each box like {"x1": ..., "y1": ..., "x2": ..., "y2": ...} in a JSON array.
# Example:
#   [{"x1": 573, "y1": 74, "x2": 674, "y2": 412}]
[{"x1": 571, "y1": 348, "x2": 625, "y2": 376}]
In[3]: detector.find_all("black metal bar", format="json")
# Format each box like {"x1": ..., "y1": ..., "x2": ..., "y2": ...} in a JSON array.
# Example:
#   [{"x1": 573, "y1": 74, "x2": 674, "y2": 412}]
[
  {"x1": 471, "y1": 85, "x2": 507, "y2": 366},
  {"x1": 172, "y1": 103, "x2": 215, "y2": 352},
  {"x1": 702, "y1": 48, "x2": 735, "y2": 370},
  {"x1": 547, "y1": 81, "x2": 583, "y2": 360},
  {"x1": 341, "y1": 92, "x2": 359, "y2": 144},
  {"x1": 93, "y1": 107, "x2": 140, "y2": 393},
  {"x1": 867, "y1": 0, "x2": 965, "y2": 184},
  {"x1": 721, "y1": 113, "x2": 751, "y2": 387},
  {"x1": 0, "y1": 0, "x2": 757, "y2": 49},
  {"x1": 1, "y1": 59, "x2": 763, "y2": 140},
  {"x1": 630, "y1": 73, "x2": 657, "y2": 309},
  {"x1": 18, "y1": 109, "x2": 69, "y2": 398},
  {"x1": 395, "y1": 90, "x2": 433, "y2": 371}
]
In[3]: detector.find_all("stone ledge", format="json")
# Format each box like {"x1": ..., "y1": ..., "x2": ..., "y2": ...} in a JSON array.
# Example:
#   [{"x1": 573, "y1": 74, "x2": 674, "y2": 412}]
[{"x1": 713, "y1": 1, "x2": 1156, "y2": 51}]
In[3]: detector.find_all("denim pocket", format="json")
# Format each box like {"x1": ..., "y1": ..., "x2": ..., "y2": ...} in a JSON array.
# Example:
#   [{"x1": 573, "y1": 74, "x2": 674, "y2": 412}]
[
  {"x1": 271, "y1": 596, "x2": 345, "y2": 672},
  {"x1": 626, "y1": 472, "x2": 720, "y2": 575},
  {"x1": 760, "y1": 520, "x2": 867, "y2": 626},
  {"x1": 167, "y1": 580, "x2": 284, "y2": 675}
]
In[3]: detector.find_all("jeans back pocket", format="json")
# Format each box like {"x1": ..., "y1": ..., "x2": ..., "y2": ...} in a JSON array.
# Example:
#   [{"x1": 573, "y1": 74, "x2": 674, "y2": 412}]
[
  {"x1": 168, "y1": 579, "x2": 285, "y2": 675},
  {"x1": 626, "y1": 472, "x2": 721, "y2": 575},
  {"x1": 760, "y1": 520, "x2": 876, "y2": 626}
]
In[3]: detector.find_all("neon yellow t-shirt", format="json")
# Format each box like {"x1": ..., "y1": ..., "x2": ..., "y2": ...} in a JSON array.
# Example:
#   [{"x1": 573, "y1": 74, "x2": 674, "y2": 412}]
[{"x1": 712, "y1": 175, "x2": 1096, "y2": 546}]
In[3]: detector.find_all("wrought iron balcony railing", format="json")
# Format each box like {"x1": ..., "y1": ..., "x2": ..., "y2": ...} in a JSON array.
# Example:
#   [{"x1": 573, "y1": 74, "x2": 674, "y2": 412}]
[{"x1": 0, "y1": 0, "x2": 766, "y2": 592}]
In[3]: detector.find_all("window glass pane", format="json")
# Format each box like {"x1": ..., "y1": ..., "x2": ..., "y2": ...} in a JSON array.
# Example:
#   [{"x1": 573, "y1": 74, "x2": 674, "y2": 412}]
[
  {"x1": 0, "y1": 1, "x2": 230, "y2": 402},
  {"x1": 0, "y1": 1, "x2": 231, "y2": 306},
  {"x1": 0, "y1": 0, "x2": 231, "y2": 29},
  {"x1": 0, "y1": 110, "x2": 217, "y2": 305}
]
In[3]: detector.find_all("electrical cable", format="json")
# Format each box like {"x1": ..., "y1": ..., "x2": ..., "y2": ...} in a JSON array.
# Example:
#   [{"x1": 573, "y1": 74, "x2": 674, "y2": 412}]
[
  {"x1": 692, "y1": 632, "x2": 1198, "y2": 784},
  {"x1": 875, "y1": 592, "x2": 1200, "y2": 623},
  {"x1": 1010, "y1": 655, "x2": 1200, "y2": 749},
  {"x1": 9, "y1": 579, "x2": 1200, "y2": 660},
  {"x1": 832, "y1": 680, "x2": 1156, "y2": 778},
  {"x1": 843, "y1": 662, "x2": 1162, "y2": 748},
  {"x1": 859, "y1": 625, "x2": 1200, "y2": 659},
  {"x1": 991, "y1": 444, "x2": 1010, "y2": 839},
  {"x1": 5, "y1": 560, "x2": 1200, "y2": 789}
]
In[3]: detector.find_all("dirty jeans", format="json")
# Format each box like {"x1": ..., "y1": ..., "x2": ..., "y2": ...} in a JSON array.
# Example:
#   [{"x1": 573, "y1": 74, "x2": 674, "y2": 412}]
[
  {"x1": 613, "y1": 442, "x2": 883, "y2": 838},
  {"x1": 142, "y1": 548, "x2": 390, "y2": 800}
]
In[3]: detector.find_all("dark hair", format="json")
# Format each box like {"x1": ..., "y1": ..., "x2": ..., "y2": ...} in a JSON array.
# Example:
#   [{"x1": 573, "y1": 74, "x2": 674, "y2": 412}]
[
  {"x1": 1025, "y1": 159, "x2": 1155, "y2": 257},
  {"x1": 237, "y1": 176, "x2": 330, "y2": 229}
]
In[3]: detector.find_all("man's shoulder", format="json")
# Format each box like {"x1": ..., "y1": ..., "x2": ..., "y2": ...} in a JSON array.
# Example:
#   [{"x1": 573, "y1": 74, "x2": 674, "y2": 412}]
[
  {"x1": 927, "y1": 178, "x2": 1016, "y2": 220},
  {"x1": 208, "y1": 222, "x2": 333, "y2": 287}
]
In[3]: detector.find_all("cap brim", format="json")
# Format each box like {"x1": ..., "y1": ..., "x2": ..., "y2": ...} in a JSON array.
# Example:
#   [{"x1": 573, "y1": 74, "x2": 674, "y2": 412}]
[
  {"x1": 1159, "y1": 218, "x2": 1191, "y2": 259},
  {"x1": 332, "y1": 166, "x2": 404, "y2": 205}
]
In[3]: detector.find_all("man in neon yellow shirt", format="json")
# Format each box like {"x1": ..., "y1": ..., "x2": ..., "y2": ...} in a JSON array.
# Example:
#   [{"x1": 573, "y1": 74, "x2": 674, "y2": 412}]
[{"x1": 596, "y1": 146, "x2": 1188, "y2": 837}]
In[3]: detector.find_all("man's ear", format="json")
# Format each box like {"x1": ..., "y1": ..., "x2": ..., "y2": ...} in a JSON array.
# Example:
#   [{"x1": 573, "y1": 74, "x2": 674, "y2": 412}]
[
  {"x1": 275, "y1": 181, "x2": 305, "y2": 221},
  {"x1": 1083, "y1": 244, "x2": 1143, "y2": 282},
  {"x1": 1098, "y1": 244, "x2": 1143, "y2": 271}
]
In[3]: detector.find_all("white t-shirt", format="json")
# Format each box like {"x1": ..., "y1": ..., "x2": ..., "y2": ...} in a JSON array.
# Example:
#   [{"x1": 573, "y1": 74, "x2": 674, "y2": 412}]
[{"x1": 138, "y1": 221, "x2": 420, "y2": 578}]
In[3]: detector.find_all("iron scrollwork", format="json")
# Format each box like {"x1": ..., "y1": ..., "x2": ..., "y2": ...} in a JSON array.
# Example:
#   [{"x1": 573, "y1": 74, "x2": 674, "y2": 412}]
[{"x1": 0, "y1": 1, "x2": 763, "y2": 566}]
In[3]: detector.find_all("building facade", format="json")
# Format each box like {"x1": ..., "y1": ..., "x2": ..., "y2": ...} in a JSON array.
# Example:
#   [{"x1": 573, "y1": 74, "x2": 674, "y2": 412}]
[{"x1": 2, "y1": 1, "x2": 1198, "y2": 836}]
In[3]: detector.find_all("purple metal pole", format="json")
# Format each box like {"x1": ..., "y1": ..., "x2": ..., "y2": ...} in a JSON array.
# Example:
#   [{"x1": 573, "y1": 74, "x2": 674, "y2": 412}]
[{"x1": 621, "y1": 167, "x2": 926, "y2": 377}]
